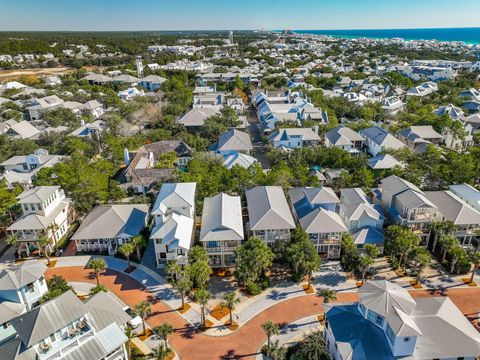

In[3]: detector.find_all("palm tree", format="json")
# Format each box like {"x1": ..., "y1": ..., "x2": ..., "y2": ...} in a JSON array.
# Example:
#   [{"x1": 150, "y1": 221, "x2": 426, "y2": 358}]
[
  {"x1": 449, "y1": 244, "x2": 465, "y2": 274},
  {"x1": 48, "y1": 222, "x2": 60, "y2": 240},
  {"x1": 317, "y1": 288, "x2": 337, "y2": 303},
  {"x1": 438, "y1": 235, "x2": 457, "y2": 262},
  {"x1": 165, "y1": 260, "x2": 181, "y2": 281},
  {"x1": 410, "y1": 248, "x2": 431, "y2": 284},
  {"x1": 134, "y1": 300, "x2": 152, "y2": 336},
  {"x1": 37, "y1": 235, "x2": 52, "y2": 265},
  {"x1": 359, "y1": 255, "x2": 374, "y2": 285},
  {"x1": 195, "y1": 288, "x2": 211, "y2": 328},
  {"x1": 119, "y1": 242, "x2": 136, "y2": 269},
  {"x1": 87, "y1": 258, "x2": 107, "y2": 286},
  {"x1": 132, "y1": 235, "x2": 146, "y2": 262},
  {"x1": 124, "y1": 326, "x2": 135, "y2": 360},
  {"x1": 429, "y1": 220, "x2": 457, "y2": 252},
  {"x1": 265, "y1": 339, "x2": 286, "y2": 360},
  {"x1": 261, "y1": 320, "x2": 279, "y2": 348},
  {"x1": 173, "y1": 275, "x2": 192, "y2": 310},
  {"x1": 469, "y1": 250, "x2": 480, "y2": 283},
  {"x1": 221, "y1": 291, "x2": 240, "y2": 325},
  {"x1": 150, "y1": 344, "x2": 169, "y2": 360},
  {"x1": 153, "y1": 323, "x2": 174, "y2": 350}
]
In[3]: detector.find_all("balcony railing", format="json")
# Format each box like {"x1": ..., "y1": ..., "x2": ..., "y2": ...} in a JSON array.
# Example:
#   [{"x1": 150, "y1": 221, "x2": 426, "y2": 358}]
[
  {"x1": 40, "y1": 325, "x2": 92, "y2": 360},
  {"x1": 205, "y1": 246, "x2": 238, "y2": 253}
]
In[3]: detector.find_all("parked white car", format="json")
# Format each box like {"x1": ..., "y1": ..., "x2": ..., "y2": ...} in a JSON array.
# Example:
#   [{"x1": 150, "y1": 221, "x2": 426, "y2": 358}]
[{"x1": 123, "y1": 306, "x2": 142, "y2": 327}]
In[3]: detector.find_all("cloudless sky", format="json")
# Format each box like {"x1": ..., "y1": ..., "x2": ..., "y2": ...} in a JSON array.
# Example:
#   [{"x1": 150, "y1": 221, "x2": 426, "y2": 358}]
[{"x1": 1, "y1": 0, "x2": 480, "y2": 31}]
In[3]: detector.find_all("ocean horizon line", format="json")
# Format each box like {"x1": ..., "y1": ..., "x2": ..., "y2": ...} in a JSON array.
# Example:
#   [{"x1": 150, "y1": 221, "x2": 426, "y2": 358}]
[{"x1": 273, "y1": 27, "x2": 480, "y2": 44}]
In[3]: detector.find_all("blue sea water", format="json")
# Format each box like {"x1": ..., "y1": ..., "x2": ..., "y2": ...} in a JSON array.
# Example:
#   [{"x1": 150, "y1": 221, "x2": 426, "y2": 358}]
[{"x1": 288, "y1": 28, "x2": 480, "y2": 44}]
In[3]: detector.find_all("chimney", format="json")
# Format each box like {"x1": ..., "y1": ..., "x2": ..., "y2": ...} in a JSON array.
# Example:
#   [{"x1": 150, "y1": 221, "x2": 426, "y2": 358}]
[
  {"x1": 123, "y1": 147, "x2": 130, "y2": 165},
  {"x1": 313, "y1": 125, "x2": 319, "y2": 135},
  {"x1": 148, "y1": 152, "x2": 155, "y2": 167},
  {"x1": 80, "y1": 119, "x2": 85, "y2": 126}
]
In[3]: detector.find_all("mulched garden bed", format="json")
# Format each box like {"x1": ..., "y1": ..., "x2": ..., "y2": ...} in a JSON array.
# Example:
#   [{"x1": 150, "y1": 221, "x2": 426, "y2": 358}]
[
  {"x1": 224, "y1": 320, "x2": 239, "y2": 331},
  {"x1": 177, "y1": 303, "x2": 191, "y2": 314},
  {"x1": 210, "y1": 304, "x2": 229, "y2": 320}
]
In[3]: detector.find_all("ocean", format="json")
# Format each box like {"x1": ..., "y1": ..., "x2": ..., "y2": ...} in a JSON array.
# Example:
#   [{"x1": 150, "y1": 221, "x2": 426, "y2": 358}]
[{"x1": 288, "y1": 28, "x2": 480, "y2": 44}]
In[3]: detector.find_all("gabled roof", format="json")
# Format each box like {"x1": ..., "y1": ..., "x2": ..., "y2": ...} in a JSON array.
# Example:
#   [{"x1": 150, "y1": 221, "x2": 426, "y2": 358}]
[
  {"x1": 151, "y1": 183, "x2": 196, "y2": 216},
  {"x1": 0, "y1": 260, "x2": 46, "y2": 291},
  {"x1": 141, "y1": 75, "x2": 166, "y2": 84},
  {"x1": 411, "y1": 297, "x2": 480, "y2": 359},
  {"x1": 359, "y1": 126, "x2": 405, "y2": 149},
  {"x1": 303, "y1": 187, "x2": 340, "y2": 205},
  {"x1": 246, "y1": 186, "x2": 295, "y2": 231},
  {"x1": 424, "y1": 190, "x2": 480, "y2": 225},
  {"x1": 299, "y1": 208, "x2": 347, "y2": 234},
  {"x1": 178, "y1": 107, "x2": 219, "y2": 127},
  {"x1": 17, "y1": 186, "x2": 59, "y2": 203},
  {"x1": 222, "y1": 152, "x2": 257, "y2": 169},
  {"x1": 269, "y1": 127, "x2": 320, "y2": 142},
  {"x1": 396, "y1": 189, "x2": 437, "y2": 210},
  {"x1": 367, "y1": 154, "x2": 404, "y2": 170},
  {"x1": 398, "y1": 125, "x2": 443, "y2": 141},
  {"x1": 81, "y1": 73, "x2": 112, "y2": 83},
  {"x1": 325, "y1": 125, "x2": 364, "y2": 146},
  {"x1": 215, "y1": 129, "x2": 252, "y2": 152},
  {"x1": 12, "y1": 291, "x2": 87, "y2": 347},
  {"x1": 8, "y1": 121, "x2": 40, "y2": 139},
  {"x1": 113, "y1": 74, "x2": 140, "y2": 83},
  {"x1": 380, "y1": 175, "x2": 420, "y2": 196},
  {"x1": 150, "y1": 212, "x2": 194, "y2": 250},
  {"x1": 71, "y1": 204, "x2": 149, "y2": 240},
  {"x1": 200, "y1": 193, "x2": 244, "y2": 242},
  {"x1": 84, "y1": 291, "x2": 131, "y2": 331},
  {"x1": 0, "y1": 301, "x2": 25, "y2": 325}
]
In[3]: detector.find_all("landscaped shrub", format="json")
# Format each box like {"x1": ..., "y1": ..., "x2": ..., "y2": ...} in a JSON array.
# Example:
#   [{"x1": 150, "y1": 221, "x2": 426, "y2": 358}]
[{"x1": 246, "y1": 281, "x2": 262, "y2": 295}]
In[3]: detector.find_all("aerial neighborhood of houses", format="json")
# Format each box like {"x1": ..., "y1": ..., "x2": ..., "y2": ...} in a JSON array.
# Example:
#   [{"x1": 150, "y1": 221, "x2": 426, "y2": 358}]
[{"x1": 1, "y1": 29, "x2": 480, "y2": 360}]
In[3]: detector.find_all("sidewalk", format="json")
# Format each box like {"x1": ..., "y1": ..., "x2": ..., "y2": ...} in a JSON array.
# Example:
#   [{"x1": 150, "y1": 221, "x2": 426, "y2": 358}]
[
  {"x1": 254, "y1": 315, "x2": 323, "y2": 359},
  {"x1": 54, "y1": 255, "x2": 203, "y2": 327}
]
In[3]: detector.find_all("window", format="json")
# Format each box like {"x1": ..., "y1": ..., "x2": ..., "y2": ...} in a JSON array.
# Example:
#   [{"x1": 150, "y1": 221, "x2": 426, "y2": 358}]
[
  {"x1": 367, "y1": 310, "x2": 384, "y2": 327},
  {"x1": 207, "y1": 241, "x2": 218, "y2": 248},
  {"x1": 50, "y1": 333, "x2": 56, "y2": 342},
  {"x1": 177, "y1": 249, "x2": 186, "y2": 256},
  {"x1": 26, "y1": 283, "x2": 35, "y2": 293},
  {"x1": 386, "y1": 324, "x2": 395, "y2": 344},
  {"x1": 375, "y1": 314, "x2": 384, "y2": 327}
]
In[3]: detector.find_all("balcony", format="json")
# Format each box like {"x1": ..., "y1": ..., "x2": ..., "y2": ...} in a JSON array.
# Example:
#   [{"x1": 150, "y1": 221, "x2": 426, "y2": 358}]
[
  {"x1": 40, "y1": 323, "x2": 92, "y2": 360},
  {"x1": 205, "y1": 245, "x2": 238, "y2": 254}
]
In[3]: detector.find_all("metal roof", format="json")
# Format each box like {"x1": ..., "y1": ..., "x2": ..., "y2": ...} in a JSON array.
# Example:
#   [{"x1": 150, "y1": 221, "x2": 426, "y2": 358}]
[
  {"x1": 246, "y1": 186, "x2": 295, "y2": 231},
  {"x1": 200, "y1": 193, "x2": 244, "y2": 242},
  {"x1": 0, "y1": 260, "x2": 46, "y2": 291},
  {"x1": 71, "y1": 204, "x2": 149, "y2": 240}
]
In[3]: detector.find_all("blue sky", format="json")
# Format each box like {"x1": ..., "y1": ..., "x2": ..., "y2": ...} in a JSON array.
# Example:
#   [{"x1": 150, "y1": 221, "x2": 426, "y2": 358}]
[{"x1": 1, "y1": 0, "x2": 480, "y2": 31}]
